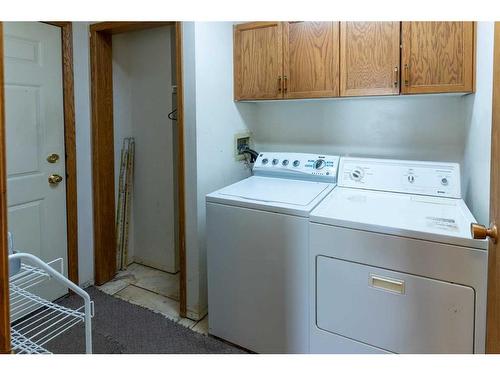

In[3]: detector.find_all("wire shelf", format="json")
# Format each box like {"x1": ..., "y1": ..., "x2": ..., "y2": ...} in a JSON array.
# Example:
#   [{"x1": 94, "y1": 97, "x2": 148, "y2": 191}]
[
  {"x1": 8, "y1": 253, "x2": 93, "y2": 354},
  {"x1": 11, "y1": 330, "x2": 51, "y2": 354}
]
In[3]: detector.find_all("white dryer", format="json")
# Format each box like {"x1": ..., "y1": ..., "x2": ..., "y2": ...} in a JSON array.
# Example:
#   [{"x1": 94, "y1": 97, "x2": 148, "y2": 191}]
[
  {"x1": 206, "y1": 152, "x2": 340, "y2": 353},
  {"x1": 309, "y1": 157, "x2": 488, "y2": 354}
]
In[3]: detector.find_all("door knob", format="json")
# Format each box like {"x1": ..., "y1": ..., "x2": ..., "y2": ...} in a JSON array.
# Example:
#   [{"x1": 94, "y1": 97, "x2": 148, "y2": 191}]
[
  {"x1": 48, "y1": 174, "x2": 63, "y2": 185},
  {"x1": 471, "y1": 223, "x2": 498, "y2": 244},
  {"x1": 47, "y1": 153, "x2": 60, "y2": 163}
]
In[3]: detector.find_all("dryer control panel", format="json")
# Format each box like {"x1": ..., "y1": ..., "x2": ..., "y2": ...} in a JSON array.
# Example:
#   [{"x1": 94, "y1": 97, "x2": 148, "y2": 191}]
[
  {"x1": 338, "y1": 157, "x2": 461, "y2": 198},
  {"x1": 254, "y1": 152, "x2": 340, "y2": 183}
]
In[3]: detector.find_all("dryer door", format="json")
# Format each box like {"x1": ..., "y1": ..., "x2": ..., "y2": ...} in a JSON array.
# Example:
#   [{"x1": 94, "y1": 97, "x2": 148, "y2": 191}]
[{"x1": 316, "y1": 256, "x2": 475, "y2": 353}]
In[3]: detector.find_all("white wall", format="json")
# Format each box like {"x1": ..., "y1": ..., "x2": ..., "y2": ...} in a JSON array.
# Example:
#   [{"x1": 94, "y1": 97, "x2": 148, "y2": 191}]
[
  {"x1": 182, "y1": 22, "x2": 254, "y2": 318},
  {"x1": 112, "y1": 34, "x2": 133, "y2": 202},
  {"x1": 249, "y1": 95, "x2": 467, "y2": 162},
  {"x1": 112, "y1": 32, "x2": 135, "y2": 264},
  {"x1": 462, "y1": 22, "x2": 495, "y2": 225},
  {"x1": 181, "y1": 22, "x2": 200, "y2": 318},
  {"x1": 72, "y1": 22, "x2": 93, "y2": 286},
  {"x1": 112, "y1": 26, "x2": 178, "y2": 273}
]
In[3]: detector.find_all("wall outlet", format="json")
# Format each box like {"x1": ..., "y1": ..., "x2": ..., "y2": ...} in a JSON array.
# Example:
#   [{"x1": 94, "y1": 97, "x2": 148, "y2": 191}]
[{"x1": 235, "y1": 132, "x2": 253, "y2": 161}]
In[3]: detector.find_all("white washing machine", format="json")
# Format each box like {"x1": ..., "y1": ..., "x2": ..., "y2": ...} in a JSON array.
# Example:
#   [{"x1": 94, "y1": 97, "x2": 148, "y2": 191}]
[
  {"x1": 309, "y1": 157, "x2": 488, "y2": 354},
  {"x1": 206, "y1": 152, "x2": 340, "y2": 353}
]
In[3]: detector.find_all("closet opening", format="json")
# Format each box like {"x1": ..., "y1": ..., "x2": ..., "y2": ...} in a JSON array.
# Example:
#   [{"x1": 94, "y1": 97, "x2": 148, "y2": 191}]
[{"x1": 90, "y1": 22, "x2": 187, "y2": 317}]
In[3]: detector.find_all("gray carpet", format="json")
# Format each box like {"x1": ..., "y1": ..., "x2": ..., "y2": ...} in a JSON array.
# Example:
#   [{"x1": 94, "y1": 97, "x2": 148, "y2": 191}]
[{"x1": 45, "y1": 287, "x2": 246, "y2": 354}]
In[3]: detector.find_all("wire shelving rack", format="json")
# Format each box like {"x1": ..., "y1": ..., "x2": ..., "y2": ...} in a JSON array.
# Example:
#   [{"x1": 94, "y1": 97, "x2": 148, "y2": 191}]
[{"x1": 8, "y1": 253, "x2": 93, "y2": 354}]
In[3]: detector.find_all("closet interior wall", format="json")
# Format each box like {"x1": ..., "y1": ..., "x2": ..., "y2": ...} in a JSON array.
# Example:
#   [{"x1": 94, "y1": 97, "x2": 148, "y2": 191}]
[{"x1": 112, "y1": 25, "x2": 179, "y2": 273}]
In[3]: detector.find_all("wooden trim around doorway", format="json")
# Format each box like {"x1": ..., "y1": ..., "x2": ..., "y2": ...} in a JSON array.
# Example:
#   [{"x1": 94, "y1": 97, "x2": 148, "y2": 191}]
[
  {"x1": 90, "y1": 22, "x2": 174, "y2": 35},
  {"x1": 90, "y1": 22, "x2": 187, "y2": 316},
  {"x1": 486, "y1": 22, "x2": 500, "y2": 354},
  {"x1": 45, "y1": 22, "x2": 79, "y2": 285},
  {"x1": 90, "y1": 28, "x2": 115, "y2": 285}
]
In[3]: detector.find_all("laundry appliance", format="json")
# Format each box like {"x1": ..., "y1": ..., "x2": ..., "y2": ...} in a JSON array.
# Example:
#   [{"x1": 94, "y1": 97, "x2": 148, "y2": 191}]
[
  {"x1": 309, "y1": 157, "x2": 488, "y2": 353},
  {"x1": 206, "y1": 152, "x2": 340, "y2": 353}
]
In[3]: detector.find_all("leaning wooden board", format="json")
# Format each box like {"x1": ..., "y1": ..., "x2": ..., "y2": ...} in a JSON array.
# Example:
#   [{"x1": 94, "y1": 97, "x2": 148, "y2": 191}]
[
  {"x1": 121, "y1": 138, "x2": 135, "y2": 270},
  {"x1": 115, "y1": 138, "x2": 128, "y2": 270}
]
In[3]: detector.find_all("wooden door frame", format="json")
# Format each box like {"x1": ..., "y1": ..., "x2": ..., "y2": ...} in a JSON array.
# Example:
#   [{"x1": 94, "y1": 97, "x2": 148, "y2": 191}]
[
  {"x1": 486, "y1": 22, "x2": 500, "y2": 354},
  {"x1": 44, "y1": 22, "x2": 79, "y2": 285},
  {"x1": 0, "y1": 21, "x2": 78, "y2": 353},
  {"x1": 90, "y1": 22, "x2": 187, "y2": 317}
]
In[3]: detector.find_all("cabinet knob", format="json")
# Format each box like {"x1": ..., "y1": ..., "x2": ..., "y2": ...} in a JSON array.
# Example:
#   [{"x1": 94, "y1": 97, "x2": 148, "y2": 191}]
[{"x1": 278, "y1": 76, "x2": 282, "y2": 92}]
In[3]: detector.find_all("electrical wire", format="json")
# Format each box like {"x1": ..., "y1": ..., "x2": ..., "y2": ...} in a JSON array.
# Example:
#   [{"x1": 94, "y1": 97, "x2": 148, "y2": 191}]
[
  {"x1": 239, "y1": 146, "x2": 259, "y2": 163},
  {"x1": 168, "y1": 108, "x2": 177, "y2": 121}
]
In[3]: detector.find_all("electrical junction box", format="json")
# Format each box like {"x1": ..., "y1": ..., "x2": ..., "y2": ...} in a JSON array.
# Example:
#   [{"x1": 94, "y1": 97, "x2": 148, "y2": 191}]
[{"x1": 235, "y1": 132, "x2": 253, "y2": 161}]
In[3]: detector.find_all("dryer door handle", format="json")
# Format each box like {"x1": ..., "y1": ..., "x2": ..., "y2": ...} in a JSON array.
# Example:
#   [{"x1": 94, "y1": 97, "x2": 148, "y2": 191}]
[{"x1": 370, "y1": 274, "x2": 405, "y2": 295}]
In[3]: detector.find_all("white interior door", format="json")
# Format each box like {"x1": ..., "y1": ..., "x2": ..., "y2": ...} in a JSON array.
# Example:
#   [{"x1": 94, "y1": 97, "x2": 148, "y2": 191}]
[{"x1": 3, "y1": 22, "x2": 68, "y2": 301}]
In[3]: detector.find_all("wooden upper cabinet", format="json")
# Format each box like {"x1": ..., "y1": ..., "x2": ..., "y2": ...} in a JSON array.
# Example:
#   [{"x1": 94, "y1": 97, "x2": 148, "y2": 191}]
[
  {"x1": 234, "y1": 22, "x2": 283, "y2": 100},
  {"x1": 233, "y1": 21, "x2": 476, "y2": 100},
  {"x1": 283, "y1": 22, "x2": 340, "y2": 98},
  {"x1": 340, "y1": 22, "x2": 401, "y2": 96},
  {"x1": 401, "y1": 22, "x2": 475, "y2": 94}
]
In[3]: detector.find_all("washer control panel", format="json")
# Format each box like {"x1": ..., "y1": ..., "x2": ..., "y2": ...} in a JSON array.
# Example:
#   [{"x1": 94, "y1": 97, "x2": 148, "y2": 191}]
[
  {"x1": 338, "y1": 157, "x2": 461, "y2": 198},
  {"x1": 254, "y1": 152, "x2": 340, "y2": 182}
]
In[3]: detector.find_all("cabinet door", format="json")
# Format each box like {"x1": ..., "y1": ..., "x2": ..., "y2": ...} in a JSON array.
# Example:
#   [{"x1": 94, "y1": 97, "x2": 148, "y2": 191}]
[
  {"x1": 401, "y1": 22, "x2": 475, "y2": 94},
  {"x1": 283, "y1": 22, "x2": 339, "y2": 99},
  {"x1": 340, "y1": 22, "x2": 401, "y2": 96},
  {"x1": 234, "y1": 22, "x2": 283, "y2": 100}
]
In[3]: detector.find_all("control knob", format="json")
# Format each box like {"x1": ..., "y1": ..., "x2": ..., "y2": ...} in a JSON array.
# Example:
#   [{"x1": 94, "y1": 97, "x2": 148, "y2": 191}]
[
  {"x1": 350, "y1": 168, "x2": 364, "y2": 181},
  {"x1": 314, "y1": 159, "x2": 326, "y2": 170}
]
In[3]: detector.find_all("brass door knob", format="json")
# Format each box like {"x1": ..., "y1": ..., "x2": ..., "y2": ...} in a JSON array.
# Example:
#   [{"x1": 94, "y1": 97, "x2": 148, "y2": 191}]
[
  {"x1": 471, "y1": 223, "x2": 498, "y2": 244},
  {"x1": 47, "y1": 153, "x2": 60, "y2": 163},
  {"x1": 48, "y1": 174, "x2": 63, "y2": 185}
]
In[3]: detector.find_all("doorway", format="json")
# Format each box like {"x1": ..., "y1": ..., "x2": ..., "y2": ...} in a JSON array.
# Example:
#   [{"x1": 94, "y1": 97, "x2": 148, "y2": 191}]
[{"x1": 89, "y1": 22, "x2": 187, "y2": 317}]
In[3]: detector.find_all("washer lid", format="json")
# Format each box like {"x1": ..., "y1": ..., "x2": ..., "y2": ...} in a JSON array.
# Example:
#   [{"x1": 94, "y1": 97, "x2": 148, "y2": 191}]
[
  {"x1": 310, "y1": 187, "x2": 487, "y2": 249},
  {"x1": 206, "y1": 176, "x2": 334, "y2": 216},
  {"x1": 217, "y1": 176, "x2": 331, "y2": 206}
]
